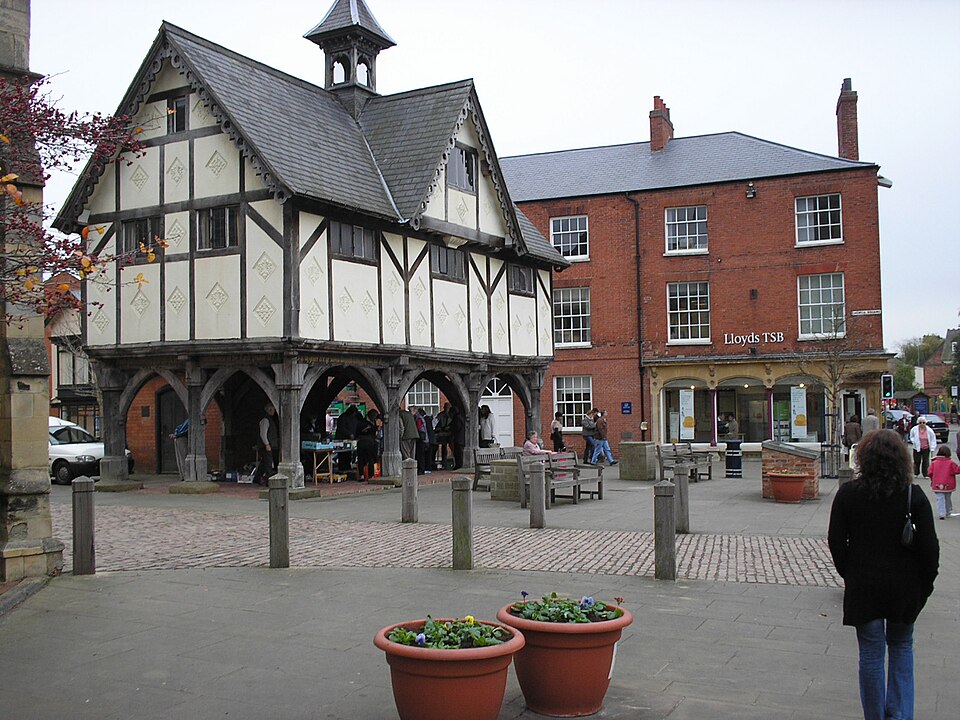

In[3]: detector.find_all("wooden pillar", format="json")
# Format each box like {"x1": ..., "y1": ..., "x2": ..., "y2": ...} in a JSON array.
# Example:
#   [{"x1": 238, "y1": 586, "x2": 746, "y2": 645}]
[
  {"x1": 268, "y1": 475, "x2": 289, "y2": 568},
  {"x1": 529, "y1": 461, "x2": 546, "y2": 529},
  {"x1": 401, "y1": 458, "x2": 418, "y2": 523},
  {"x1": 184, "y1": 363, "x2": 207, "y2": 482},
  {"x1": 451, "y1": 477, "x2": 473, "y2": 570},
  {"x1": 654, "y1": 479, "x2": 677, "y2": 581},
  {"x1": 273, "y1": 358, "x2": 306, "y2": 489},
  {"x1": 71, "y1": 477, "x2": 95, "y2": 575}
]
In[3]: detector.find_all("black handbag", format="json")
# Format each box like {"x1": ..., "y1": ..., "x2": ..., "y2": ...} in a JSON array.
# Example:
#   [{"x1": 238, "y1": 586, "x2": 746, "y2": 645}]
[{"x1": 900, "y1": 484, "x2": 916, "y2": 548}]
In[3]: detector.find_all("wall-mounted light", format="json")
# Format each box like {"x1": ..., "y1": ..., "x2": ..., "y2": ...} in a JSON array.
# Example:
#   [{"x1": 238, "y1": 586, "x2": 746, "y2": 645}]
[
  {"x1": 799, "y1": 383, "x2": 805, "y2": 388},
  {"x1": 746, "y1": 182, "x2": 757, "y2": 199},
  {"x1": 743, "y1": 384, "x2": 749, "y2": 389},
  {"x1": 690, "y1": 385, "x2": 695, "y2": 390}
]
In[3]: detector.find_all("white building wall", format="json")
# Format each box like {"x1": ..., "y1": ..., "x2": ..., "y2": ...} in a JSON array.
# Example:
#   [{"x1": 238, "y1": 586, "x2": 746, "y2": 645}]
[
  {"x1": 119, "y1": 262, "x2": 160, "y2": 344},
  {"x1": 245, "y1": 200, "x2": 284, "y2": 339},
  {"x1": 86, "y1": 167, "x2": 115, "y2": 215},
  {"x1": 407, "y1": 238, "x2": 432, "y2": 348},
  {"x1": 131, "y1": 99, "x2": 167, "y2": 142},
  {"x1": 119, "y1": 146, "x2": 160, "y2": 210},
  {"x1": 194, "y1": 255, "x2": 241, "y2": 339},
  {"x1": 490, "y1": 258, "x2": 509, "y2": 355},
  {"x1": 509, "y1": 294, "x2": 537, "y2": 356},
  {"x1": 381, "y1": 233, "x2": 406, "y2": 345},
  {"x1": 422, "y1": 166, "x2": 446, "y2": 221},
  {"x1": 163, "y1": 260, "x2": 191, "y2": 342},
  {"x1": 164, "y1": 211, "x2": 189, "y2": 255},
  {"x1": 193, "y1": 134, "x2": 239, "y2": 198},
  {"x1": 298, "y1": 213, "x2": 329, "y2": 341},
  {"x1": 163, "y1": 140, "x2": 190, "y2": 205},
  {"x1": 469, "y1": 254, "x2": 489, "y2": 353},
  {"x1": 433, "y1": 280, "x2": 469, "y2": 352},
  {"x1": 537, "y1": 269, "x2": 553, "y2": 356},
  {"x1": 86, "y1": 230, "x2": 116, "y2": 347},
  {"x1": 331, "y1": 260, "x2": 380, "y2": 343},
  {"x1": 190, "y1": 95, "x2": 218, "y2": 129}
]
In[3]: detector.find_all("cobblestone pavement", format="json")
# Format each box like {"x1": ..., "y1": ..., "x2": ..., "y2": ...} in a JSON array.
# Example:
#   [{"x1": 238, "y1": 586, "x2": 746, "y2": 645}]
[{"x1": 51, "y1": 503, "x2": 841, "y2": 587}]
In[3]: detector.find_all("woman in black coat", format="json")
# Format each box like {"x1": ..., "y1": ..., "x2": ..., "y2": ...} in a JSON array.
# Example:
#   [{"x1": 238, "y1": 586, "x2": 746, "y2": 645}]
[{"x1": 828, "y1": 429, "x2": 939, "y2": 720}]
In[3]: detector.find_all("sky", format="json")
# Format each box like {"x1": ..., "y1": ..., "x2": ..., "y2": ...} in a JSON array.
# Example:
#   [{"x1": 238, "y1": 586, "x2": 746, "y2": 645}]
[{"x1": 28, "y1": 0, "x2": 960, "y2": 354}]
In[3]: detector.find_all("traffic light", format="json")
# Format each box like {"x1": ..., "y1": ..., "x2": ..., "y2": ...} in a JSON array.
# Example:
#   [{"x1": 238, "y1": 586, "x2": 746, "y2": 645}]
[{"x1": 881, "y1": 374, "x2": 894, "y2": 399}]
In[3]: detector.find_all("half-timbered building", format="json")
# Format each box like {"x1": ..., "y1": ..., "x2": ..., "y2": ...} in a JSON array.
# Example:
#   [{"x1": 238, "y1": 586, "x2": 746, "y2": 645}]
[{"x1": 55, "y1": 0, "x2": 567, "y2": 485}]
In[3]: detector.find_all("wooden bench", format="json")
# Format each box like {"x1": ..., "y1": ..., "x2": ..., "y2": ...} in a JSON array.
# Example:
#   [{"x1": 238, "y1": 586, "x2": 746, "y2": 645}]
[
  {"x1": 519, "y1": 454, "x2": 572, "y2": 509},
  {"x1": 567, "y1": 451, "x2": 604, "y2": 500},
  {"x1": 656, "y1": 442, "x2": 713, "y2": 482},
  {"x1": 472, "y1": 447, "x2": 504, "y2": 491},
  {"x1": 518, "y1": 451, "x2": 604, "y2": 508}
]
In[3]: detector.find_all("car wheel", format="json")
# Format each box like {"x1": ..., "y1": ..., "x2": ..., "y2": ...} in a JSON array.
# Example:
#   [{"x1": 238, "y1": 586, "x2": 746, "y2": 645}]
[{"x1": 53, "y1": 461, "x2": 73, "y2": 485}]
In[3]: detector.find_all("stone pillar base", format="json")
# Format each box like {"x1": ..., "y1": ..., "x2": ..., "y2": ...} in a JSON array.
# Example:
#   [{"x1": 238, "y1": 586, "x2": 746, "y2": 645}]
[
  {"x1": 277, "y1": 461, "x2": 304, "y2": 489},
  {"x1": 184, "y1": 453, "x2": 208, "y2": 482},
  {"x1": 381, "y1": 450, "x2": 402, "y2": 479},
  {"x1": 489, "y1": 459, "x2": 519, "y2": 502},
  {"x1": 99, "y1": 455, "x2": 129, "y2": 483},
  {"x1": 1, "y1": 537, "x2": 64, "y2": 581},
  {"x1": 620, "y1": 442, "x2": 658, "y2": 481}
]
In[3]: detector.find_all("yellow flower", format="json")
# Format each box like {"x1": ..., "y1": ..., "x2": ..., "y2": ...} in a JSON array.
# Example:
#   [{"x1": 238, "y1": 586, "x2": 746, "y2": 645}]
[{"x1": 464, "y1": 615, "x2": 475, "y2": 625}]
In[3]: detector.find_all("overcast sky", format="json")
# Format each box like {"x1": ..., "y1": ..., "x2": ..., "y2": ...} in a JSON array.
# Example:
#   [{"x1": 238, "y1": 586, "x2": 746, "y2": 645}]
[{"x1": 29, "y1": 0, "x2": 960, "y2": 353}]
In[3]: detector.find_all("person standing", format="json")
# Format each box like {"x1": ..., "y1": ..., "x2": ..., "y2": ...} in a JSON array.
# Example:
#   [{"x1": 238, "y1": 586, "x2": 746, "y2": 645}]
[
  {"x1": 862, "y1": 407, "x2": 880, "y2": 434},
  {"x1": 399, "y1": 406, "x2": 419, "y2": 464},
  {"x1": 550, "y1": 411, "x2": 566, "y2": 452},
  {"x1": 908, "y1": 416, "x2": 937, "y2": 478},
  {"x1": 725, "y1": 413, "x2": 739, "y2": 438},
  {"x1": 928, "y1": 445, "x2": 960, "y2": 519},
  {"x1": 434, "y1": 403, "x2": 453, "y2": 468},
  {"x1": 478, "y1": 405, "x2": 496, "y2": 448},
  {"x1": 168, "y1": 418, "x2": 189, "y2": 481},
  {"x1": 450, "y1": 404, "x2": 465, "y2": 469},
  {"x1": 590, "y1": 410, "x2": 617, "y2": 466},
  {"x1": 843, "y1": 414, "x2": 863, "y2": 462},
  {"x1": 828, "y1": 429, "x2": 939, "y2": 720},
  {"x1": 258, "y1": 404, "x2": 279, "y2": 485},
  {"x1": 356, "y1": 409, "x2": 380, "y2": 483},
  {"x1": 581, "y1": 408, "x2": 597, "y2": 464}
]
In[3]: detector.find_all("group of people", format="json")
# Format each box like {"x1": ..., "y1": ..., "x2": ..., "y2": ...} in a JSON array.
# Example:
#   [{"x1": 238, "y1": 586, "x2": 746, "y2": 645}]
[
  {"x1": 523, "y1": 408, "x2": 618, "y2": 465},
  {"x1": 400, "y1": 403, "x2": 465, "y2": 473}
]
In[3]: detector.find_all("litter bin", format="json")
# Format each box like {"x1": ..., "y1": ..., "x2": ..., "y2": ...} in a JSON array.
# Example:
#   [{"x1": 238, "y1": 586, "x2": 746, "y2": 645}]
[{"x1": 724, "y1": 439, "x2": 742, "y2": 478}]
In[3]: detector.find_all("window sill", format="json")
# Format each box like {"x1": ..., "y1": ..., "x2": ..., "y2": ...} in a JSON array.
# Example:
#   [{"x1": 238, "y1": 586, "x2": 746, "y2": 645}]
[
  {"x1": 797, "y1": 333, "x2": 847, "y2": 341},
  {"x1": 560, "y1": 256, "x2": 590, "y2": 263},
  {"x1": 555, "y1": 342, "x2": 592, "y2": 350},
  {"x1": 795, "y1": 239, "x2": 844, "y2": 248},
  {"x1": 667, "y1": 339, "x2": 712, "y2": 346},
  {"x1": 663, "y1": 249, "x2": 709, "y2": 257}
]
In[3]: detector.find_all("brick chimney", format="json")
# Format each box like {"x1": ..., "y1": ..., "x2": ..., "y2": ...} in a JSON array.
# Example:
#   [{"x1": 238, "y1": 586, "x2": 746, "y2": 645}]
[
  {"x1": 836, "y1": 78, "x2": 859, "y2": 161},
  {"x1": 649, "y1": 96, "x2": 674, "y2": 153}
]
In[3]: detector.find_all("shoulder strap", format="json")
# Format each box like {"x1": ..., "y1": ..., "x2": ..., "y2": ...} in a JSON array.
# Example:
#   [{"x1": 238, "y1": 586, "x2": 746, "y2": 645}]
[{"x1": 906, "y1": 484, "x2": 913, "y2": 520}]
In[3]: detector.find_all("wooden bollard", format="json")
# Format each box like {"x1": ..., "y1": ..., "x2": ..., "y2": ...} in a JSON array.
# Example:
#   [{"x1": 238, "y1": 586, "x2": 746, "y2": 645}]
[
  {"x1": 71, "y1": 476, "x2": 95, "y2": 575},
  {"x1": 672, "y1": 462, "x2": 690, "y2": 534},
  {"x1": 654, "y1": 479, "x2": 677, "y2": 581},
  {"x1": 529, "y1": 460, "x2": 546, "y2": 529},
  {"x1": 268, "y1": 475, "x2": 289, "y2": 569},
  {"x1": 401, "y1": 458, "x2": 418, "y2": 523},
  {"x1": 451, "y1": 477, "x2": 473, "y2": 570}
]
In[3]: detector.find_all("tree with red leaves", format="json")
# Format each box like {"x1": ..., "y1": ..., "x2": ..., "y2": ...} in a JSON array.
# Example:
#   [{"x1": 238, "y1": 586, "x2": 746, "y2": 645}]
[{"x1": 0, "y1": 74, "x2": 159, "y2": 320}]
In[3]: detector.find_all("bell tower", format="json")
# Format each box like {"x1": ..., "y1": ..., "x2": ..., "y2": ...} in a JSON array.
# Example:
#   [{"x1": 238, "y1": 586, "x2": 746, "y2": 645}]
[{"x1": 305, "y1": 0, "x2": 396, "y2": 118}]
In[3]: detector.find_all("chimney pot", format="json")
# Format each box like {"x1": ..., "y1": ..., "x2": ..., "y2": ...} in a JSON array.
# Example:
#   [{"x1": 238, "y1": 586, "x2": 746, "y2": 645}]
[
  {"x1": 650, "y1": 95, "x2": 674, "y2": 153},
  {"x1": 836, "y1": 77, "x2": 859, "y2": 161}
]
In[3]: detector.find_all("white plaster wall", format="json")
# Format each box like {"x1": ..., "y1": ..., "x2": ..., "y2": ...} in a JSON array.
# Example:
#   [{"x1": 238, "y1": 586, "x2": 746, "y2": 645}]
[
  {"x1": 381, "y1": 232, "x2": 406, "y2": 345},
  {"x1": 163, "y1": 140, "x2": 190, "y2": 204},
  {"x1": 469, "y1": 255, "x2": 489, "y2": 353},
  {"x1": 478, "y1": 164, "x2": 507, "y2": 237},
  {"x1": 244, "y1": 158, "x2": 268, "y2": 193},
  {"x1": 422, "y1": 165, "x2": 445, "y2": 221},
  {"x1": 509, "y1": 294, "x2": 537, "y2": 357},
  {"x1": 490, "y1": 258, "x2": 509, "y2": 355},
  {"x1": 119, "y1": 262, "x2": 160, "y2": 344},
  {"x1": 537, "y1": 269, "x2": 554, "y2": 357},
  {"x1": 447, "y1": 187, "x2": 477, "y2": 230},
  {"x1": 407, "y1": 238, "x2": 432, "y2": 348},
  {"x1": 193, "y1": 134, "x2": 239, "y2": 198},
  {"x1": 119, "y1": 146, "x2": 160, "y2": 210},
  {"x1": 85, "y1": 231, "x2": 116, "y2": 347},
  {"x1": 190, "y1": 95, "x2": 218, "y2": 129},
  {"x1": 331, "y1": 260, "x2": 380, "y2": 344},
  {"x1": 131, "y1": 100, "x2": 167, "y2": 141},
  {"x1": 433, "y1": 280, "x2": 468, "y2": 351},
  {"x1": 150, "y1": 61, "x2": 186, "y2": 93},
  {"x1": 164, "y1": 211, "x2": 190, "y2": 255},
  {"x1": 298, "y1": 213, "x2": 329, "y2": 341},
  {"x1": 164, "y1": 260, "x2": 191, "y2": 342},
  {"x1": 245, "y1": 208, "x2": 284, "y2": 339},
  {"x1": 194, "y1": 255, "x2": 240, "y2": 339},
  {"x1": 86, "y1": 165, "x2": 115, "y2": 215}
]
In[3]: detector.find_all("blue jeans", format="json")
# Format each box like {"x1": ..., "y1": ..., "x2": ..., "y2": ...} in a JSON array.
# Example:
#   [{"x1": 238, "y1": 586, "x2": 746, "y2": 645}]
[
  {"x1": 591, "y1": 439, "x2": 614, "y2": 464},
  {"x1": 933, "y1": 491, "x2": 953, "y2": 518},
  {"x1": 856, "y1": 619, "x2": 914, "y2": 720}
]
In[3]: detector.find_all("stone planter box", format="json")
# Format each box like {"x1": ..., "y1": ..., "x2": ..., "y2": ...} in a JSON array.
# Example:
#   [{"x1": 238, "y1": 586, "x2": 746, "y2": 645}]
[
  {"x1": 761, "y1": 441, "x2": 820, "y2": 500},
  {"x1": 489, "y1": 459, "x2": 520, "y2": 502},
  {"x1": 619, "y1": 442, "x2": 658, "y2": 481}
]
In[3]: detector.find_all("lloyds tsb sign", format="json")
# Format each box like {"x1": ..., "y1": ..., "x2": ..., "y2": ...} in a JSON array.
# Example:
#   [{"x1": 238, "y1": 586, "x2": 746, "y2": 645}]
[{"x1": 723, "y1": 331, "x2": 785, "y2": 346}]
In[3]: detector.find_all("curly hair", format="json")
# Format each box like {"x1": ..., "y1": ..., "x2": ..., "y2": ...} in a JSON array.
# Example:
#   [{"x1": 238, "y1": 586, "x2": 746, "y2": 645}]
[{"x1": 854, "y1": 429, "x2": 912, "y2": 497}]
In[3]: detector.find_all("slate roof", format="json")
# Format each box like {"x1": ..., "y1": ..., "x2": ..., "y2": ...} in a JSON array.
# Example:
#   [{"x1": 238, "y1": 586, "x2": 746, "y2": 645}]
[
  {"x1": 500, "y1": 132, "x2": 879, "y2": 202},
  {"x1": 55, "y1": 22, "x2": 564, "y2": 267},
  {"x1": 304, "y1": 0, "x2": 396, "y2": 47}
]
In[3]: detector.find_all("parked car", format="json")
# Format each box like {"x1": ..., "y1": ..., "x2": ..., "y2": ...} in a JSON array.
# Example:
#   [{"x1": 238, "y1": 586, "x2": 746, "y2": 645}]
[
  {"x1": 883, "y1": 409, "x2": 910, "y2": 429},
  {"x1": 48, "y1": 417, "x2": 134, "y2": 484},
  {"x1": 921, "y1": 414, "x2": 950, "y2": 444}
]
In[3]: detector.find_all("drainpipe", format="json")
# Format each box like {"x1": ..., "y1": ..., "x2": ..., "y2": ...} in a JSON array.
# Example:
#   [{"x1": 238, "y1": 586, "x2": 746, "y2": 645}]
[{"x1": 626, "y1": 193, "x2": 646, "y2": 440}]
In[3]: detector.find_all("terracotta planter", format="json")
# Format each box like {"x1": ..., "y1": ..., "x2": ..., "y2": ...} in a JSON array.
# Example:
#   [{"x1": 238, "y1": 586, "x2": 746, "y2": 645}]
[
  {"x1": 373, "y1": 619, "x2": 525, "y2": 720},
  {"x1": 768, "y1": 472, "x2": 809, "y2": 503},
  {"x1": 497, "y1": 603, "x2": 634, "y2": 717}
]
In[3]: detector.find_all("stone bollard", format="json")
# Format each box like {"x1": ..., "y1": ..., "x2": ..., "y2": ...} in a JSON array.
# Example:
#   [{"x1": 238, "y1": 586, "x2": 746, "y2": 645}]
[
  {"x1": 268, "y1": 475, "x2": 289, "y2": 569},
  {"x1": 72, "y1": 477, "x2": 96, "y2": 575},
  {"x1": 401, "y1": 458, "x2": 418, "y2": 523},
  {"x1": 529, "y1": 461, "x2": 546, "y2": 529},
  {"x1": 672, "y1": 462, "x2": 690, "y2": 534},
  {"x1": 451, "y1": 477, "x2": 473, "y2": 570},
  {"x1": 654, "y1": 479, "x2": 677, "y2": 581}
]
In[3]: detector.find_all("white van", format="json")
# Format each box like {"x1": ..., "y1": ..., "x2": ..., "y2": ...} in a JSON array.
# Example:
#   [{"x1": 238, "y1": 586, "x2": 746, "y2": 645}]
[{"x1": 48, "y1": 417, "x2": 134, "y2": 484}]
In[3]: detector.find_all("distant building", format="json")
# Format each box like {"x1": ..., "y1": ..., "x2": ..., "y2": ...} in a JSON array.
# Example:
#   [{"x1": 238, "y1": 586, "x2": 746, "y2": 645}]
[
  {"x1": 921, "y1": 328, "x2": 959, "y2": 412},
  {"x1": 501, "y1": 80, "x2": 892, "y2": 447}
]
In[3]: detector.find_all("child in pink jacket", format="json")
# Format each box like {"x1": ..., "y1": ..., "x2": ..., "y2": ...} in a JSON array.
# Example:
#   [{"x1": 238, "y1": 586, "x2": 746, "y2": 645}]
[{"x1": 929, "y1": 445, "x2": 960, "y2": 519}]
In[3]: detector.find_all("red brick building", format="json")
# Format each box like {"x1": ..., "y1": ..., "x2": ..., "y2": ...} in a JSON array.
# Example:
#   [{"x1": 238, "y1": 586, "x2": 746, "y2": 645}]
[{"x1": 501, "y1": 80, "x2": 893, "y2": 449}]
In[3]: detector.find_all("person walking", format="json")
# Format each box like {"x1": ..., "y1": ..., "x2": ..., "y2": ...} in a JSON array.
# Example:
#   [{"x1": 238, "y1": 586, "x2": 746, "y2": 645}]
[
  {"x1": 449, "y1": 404, "x2": 466, "y2": 469},
  {"x1": 828, "y1": 429, "x2": 939, "y2": 720},
  {"x1": 928, "y1": 445, "x2": 960, "y2": 519},
  {"x1": 581, "y1": 408, "x2": 597, "y2": 464},
  {"x1": 168, "y1": 418, "x2": 189, "y2": 481},
  {"x1": 843, "y1": 414, "x2": 864, "y2": 463},
  {"x1": 590, "y1": 410, "x2": 617, "y2": 466},
  {"x1": 399, "y1": 406, "x2": 419, "y2": 464},
  {"x1": 478, "y1": 405, "x2": 496, "y2": 448},
  {"x1": 908, "y1": 416, "x2": 937, "y2": 478},
  {"x1": 862, "y1": 407, "x2": 880, "y2": 434},
  {"x1": 550, "y1": 411, "x2": 566, "y2": 452},
  {"x1": 257, "y1": 404, "x2": 279, "y2": 485}
]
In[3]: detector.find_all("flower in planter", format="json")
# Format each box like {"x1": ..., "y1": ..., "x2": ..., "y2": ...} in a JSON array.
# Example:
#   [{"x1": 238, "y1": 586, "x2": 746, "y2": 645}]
[
  {"x1": 387, "y1": 615, "x2": 511, "y2": 649},
  {"x1": 508, "y1": 591, "x2": 625, "y2": 623}
]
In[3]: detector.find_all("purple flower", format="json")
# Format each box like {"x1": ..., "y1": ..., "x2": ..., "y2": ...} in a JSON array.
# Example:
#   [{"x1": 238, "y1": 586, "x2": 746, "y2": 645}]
[
  {"x1": 521, "y1": 590, "x2": 529, "y2": 599},
  {"x1": 580, "y1": 596, "x2": 595, "y2": 608},
  {"x1": 415, "y1": 633, "x2": 426, "y2": 646}
]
